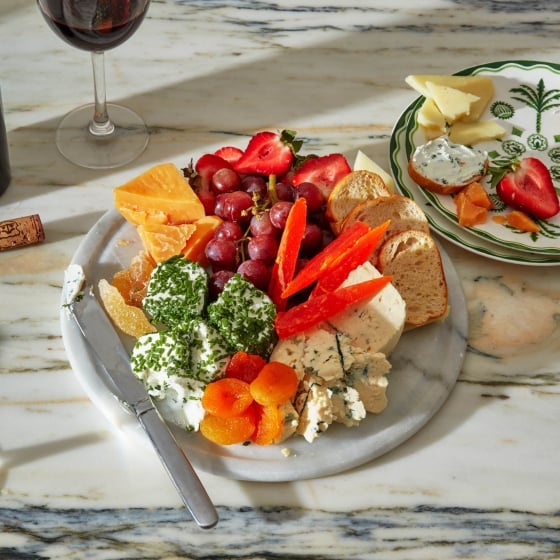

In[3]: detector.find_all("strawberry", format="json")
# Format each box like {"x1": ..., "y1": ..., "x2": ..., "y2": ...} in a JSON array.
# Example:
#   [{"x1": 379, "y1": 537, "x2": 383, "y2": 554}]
[
  {"x1": 292, "y1": 153, "x2": 351, "y2": 198},
  {"x1": 234, "y1": 130, "x2": 299, "y2": 176},
  {"x1": 494, "y1": 157, "x2": 559, "y2": 220},
  {"x1": 214, "y1": 146, "x2": 243, "y2": 165}
]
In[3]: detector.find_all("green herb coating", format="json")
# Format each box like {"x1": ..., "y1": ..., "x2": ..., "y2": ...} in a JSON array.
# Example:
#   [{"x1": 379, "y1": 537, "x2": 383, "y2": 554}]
[
  {"x1": 207, "y1": 273, "x2": 277, "y2": 357},
  {"x1": 143, "y1": 256, "x2": 208, "y2": 326}
]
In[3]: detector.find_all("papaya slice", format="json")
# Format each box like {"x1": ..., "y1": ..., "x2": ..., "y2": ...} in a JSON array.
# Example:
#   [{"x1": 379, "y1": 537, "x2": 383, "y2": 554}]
[
  {"x1": 454, "y1": 186, "x2": 489, "y2": 227},
  {"x1": 493, "y1": 210, "x2": 540, "y2": 233},
  {"x1": 462, "y1": 181, "x2": 493, "y2": 209},
  {"x1": 182, "y1": 215, "x2": 223, "y2": 265}
]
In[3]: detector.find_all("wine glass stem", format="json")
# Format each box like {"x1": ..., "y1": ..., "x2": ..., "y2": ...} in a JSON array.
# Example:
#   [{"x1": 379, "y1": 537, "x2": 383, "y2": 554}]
[{"x1": 89, "y1": 51, "x2": 115, "y2": 137}]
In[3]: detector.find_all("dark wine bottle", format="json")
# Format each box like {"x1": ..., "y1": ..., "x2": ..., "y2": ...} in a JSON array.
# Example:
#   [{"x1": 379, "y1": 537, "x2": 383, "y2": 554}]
[{"x1": 0, "y1": 88, "x2": 10, "y2": 196}]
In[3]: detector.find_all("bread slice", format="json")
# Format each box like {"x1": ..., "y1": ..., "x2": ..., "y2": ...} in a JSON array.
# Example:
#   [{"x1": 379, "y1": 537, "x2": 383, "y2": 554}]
[
  {"x1": 342, "y1": 194, "x2": 430, "y2": 262},
  {"x1": 376, "y1": 230, "x2": 448, "y2": 328},
  {"x1": 326, "y1": 170, "x2": 391, "y2": 234},
  {"x1": 408, "y1": 136, "x2": 488, "y2": 195}
]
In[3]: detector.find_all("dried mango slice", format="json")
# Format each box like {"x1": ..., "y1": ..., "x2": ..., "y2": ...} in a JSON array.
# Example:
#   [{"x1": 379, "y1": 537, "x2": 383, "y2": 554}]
[{"x1": 98, "y1": 278, "x2": 156, "y2": 338}]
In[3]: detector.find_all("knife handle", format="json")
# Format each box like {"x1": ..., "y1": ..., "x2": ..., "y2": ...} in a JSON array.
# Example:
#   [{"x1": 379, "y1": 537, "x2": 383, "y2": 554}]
[{"x1": 137, "y1": 406, "x2": 219, "y2": 529}]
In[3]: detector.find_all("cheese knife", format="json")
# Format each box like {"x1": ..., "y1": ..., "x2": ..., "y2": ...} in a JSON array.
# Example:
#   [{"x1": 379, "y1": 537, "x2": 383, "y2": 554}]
[{"x1": 65, "y1": 274, "x2": 219, "y2": 530}]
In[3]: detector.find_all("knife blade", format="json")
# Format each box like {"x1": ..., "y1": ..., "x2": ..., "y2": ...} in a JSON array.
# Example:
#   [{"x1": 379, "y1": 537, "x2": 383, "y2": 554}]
[{"x1": 65, "y1": 276, "x2": 218, "y2": 530}]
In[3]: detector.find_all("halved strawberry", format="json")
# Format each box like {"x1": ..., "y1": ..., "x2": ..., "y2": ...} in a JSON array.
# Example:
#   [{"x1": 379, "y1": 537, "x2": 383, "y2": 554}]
[
  {"x1": 495, "y1": 157, "x2": 559, "y2": 220},
  {"x1": 214, "y1": 146, "x2": 244, "y2": 165},
  {"x1": 292, "y1": 153, "x2": 351, "y2": 198},
  {"x1": 234, "y1": 131, "x2": 295, "y2": 176},
  {"x1": 195, "y1": 153, "x2": 232, "y2": 182}
]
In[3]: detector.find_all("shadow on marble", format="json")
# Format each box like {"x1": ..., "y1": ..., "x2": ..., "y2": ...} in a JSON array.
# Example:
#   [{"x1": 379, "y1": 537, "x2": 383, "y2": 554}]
[
  {"x1": 42, "y1": 211, "x2": 107, "y2": 245},
  {"x1": 0, "y1": 431, "x2": 111, "y2": 489},
  {"x1": 8, "y1": 1, "x2": 560, "y2": 189}
]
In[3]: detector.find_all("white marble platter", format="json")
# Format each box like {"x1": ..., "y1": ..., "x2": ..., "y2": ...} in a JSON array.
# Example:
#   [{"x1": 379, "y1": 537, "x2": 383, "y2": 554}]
[
  {"x1": 60, "y1": 209, "x2": 468, "y2": 482},
  {"x1": 391, "y1": 60, "x2": 560, "y2": 263}
]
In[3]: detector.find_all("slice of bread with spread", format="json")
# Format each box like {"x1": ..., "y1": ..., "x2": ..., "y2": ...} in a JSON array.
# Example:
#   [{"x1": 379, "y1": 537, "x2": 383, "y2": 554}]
[
  {"x1": 408, "y1": 136, "x2": 488, "y2": 195},
  {"x1": 326, "y1": 170, "x2": 391, "y2": 234},
  {"x1": 376, "y1": 230, "x2": 448, "y2": 328}
]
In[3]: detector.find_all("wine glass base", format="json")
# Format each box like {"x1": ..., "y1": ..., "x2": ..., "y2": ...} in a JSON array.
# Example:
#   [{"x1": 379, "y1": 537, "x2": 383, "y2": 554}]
[{"x1": 56, "y1": 103, "x2": 149, "y2": 169}]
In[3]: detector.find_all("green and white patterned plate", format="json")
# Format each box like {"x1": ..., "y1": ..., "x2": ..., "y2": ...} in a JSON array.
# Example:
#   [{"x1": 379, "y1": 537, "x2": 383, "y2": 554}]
[{"x1": 390, "y1": 60, "x2": 560, "y2": 262}]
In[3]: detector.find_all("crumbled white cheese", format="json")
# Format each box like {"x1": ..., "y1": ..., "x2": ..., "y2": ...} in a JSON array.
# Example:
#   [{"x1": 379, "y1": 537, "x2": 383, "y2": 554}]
[
  {"x1": 294, "y1": 374, "x2": 334, "y2": 443},
  {"x1": 329, "y1": 383, "x2": 366, "y2": 427}
]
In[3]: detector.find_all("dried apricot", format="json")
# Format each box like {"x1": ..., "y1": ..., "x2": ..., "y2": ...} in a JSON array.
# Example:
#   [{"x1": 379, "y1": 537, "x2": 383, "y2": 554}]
[
  {"x1": 251, "y1": 403, "x2": 283, "y2": 446},
  {"x1": 201, "y1": 378, "x2": 253, "y2": 418},
  {"x1": 249, "y1": 361, "x2": 299, "y2": 406},
  {"x1": 199, "y1": 406, "x2": 257, "y2": 445},
  {"x1": 225, "y1": 352, "x2": 267, "y2": 384}
]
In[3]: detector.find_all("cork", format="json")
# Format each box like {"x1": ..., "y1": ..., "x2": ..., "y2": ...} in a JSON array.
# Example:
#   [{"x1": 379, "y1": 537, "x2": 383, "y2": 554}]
[{"x1": 0, "y1": 214, "x2": 45, "y2": 251}]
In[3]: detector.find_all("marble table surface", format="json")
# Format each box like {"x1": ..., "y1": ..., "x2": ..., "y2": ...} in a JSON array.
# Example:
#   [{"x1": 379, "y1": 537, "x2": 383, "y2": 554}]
[{"x1": 1, "y1": 0, "x2": 560, "y2": 558}]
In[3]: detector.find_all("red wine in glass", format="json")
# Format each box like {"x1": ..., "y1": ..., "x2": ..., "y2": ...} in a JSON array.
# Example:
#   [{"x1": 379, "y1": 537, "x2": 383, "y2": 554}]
[
  {"x1": 38, "y1": 0, "x2": 148, "y2": 51},
  {"x1": 37, "y1": 0, "x2": 151, "y2": 169}
]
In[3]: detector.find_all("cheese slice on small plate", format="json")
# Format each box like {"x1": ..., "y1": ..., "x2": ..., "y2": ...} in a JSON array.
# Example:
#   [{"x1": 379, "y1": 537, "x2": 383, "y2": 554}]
[{"x1": 353, "y1": 150, "x2": 395, "y2": 192}]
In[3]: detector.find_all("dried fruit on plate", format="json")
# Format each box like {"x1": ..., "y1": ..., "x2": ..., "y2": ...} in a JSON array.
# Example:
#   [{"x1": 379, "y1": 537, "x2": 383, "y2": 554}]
[{"x1": 98, "y1": 278, "x2": 156, "y2": 338}]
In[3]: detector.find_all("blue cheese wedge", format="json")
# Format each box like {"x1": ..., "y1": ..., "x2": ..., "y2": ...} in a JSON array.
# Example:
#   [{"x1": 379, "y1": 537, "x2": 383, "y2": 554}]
[{"x1": 274, "y1": 325, "x2": 392, "y2": 440}]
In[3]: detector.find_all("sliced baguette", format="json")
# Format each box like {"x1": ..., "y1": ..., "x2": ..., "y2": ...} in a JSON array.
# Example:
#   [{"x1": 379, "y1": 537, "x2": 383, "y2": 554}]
[
  {"x1": 342, "y1": 194, "x2": 430, "y2": 262},
  {"x1": 326, "y1": 170, "x2": 391, "y2": 234},
  {"x1": 376, "y1": 230, "x2": 448, "y2": 328}
]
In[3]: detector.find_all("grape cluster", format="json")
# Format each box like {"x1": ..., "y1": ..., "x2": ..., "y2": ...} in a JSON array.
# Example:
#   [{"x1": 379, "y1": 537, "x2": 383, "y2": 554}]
[{"x1": 191, "y1": 155, "x2": 333, "y2": 297}]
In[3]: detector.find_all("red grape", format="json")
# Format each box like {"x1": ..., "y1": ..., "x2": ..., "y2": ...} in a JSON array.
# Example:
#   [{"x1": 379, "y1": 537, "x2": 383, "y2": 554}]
[
  {"x1": 300, "y1": 222, "x2": 323, "y2": 255},
  {"x1": 237, "y1": 259, "x2": 271, "y2": 292},
  {"x1": 209, "y1": 269, "x2": 235, "y2": 299},
  {"x1": 269, "y1": 201, "x2": 294, "y2": 229},
  {"x1": 294, "y1": 181, "x2": 324, "y2": 213},
  {"x1": 275, "y1": 182, "x2": 294, "y2": 202},
  {"x1": 211, "y1": 167, "x2": 241, "y2": 193},
  {"x1": 250, "y1": 211, "x2": 279, "y2": 237},
  {"x1": 215, "y1": 221, "x2": 243, "y2": 241},
  {"x1": 205, "y1": 237, "x2": 238, "y2": 271},
  {"x1": 241, "y1": 175, "x2": 267, "y2": 199},
  {"x1": 247, "y1": 234, "x2": 279, "y2": 263},
  {"x1": 215, "y1": 191, "x2": 254, "y2": 223}
]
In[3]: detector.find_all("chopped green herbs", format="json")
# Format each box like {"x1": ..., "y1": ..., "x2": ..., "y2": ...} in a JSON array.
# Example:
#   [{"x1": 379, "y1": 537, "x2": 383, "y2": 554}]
[
  {"x1": 208, "y1": 273, "x2": 277, "y2": 357},
  {"x1": 143, "y1": 256, "x2": 208, "y2": 326}
]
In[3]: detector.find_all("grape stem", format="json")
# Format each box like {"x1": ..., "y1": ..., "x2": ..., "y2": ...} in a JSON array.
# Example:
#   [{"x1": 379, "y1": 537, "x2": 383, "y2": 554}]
[{"x1": 268, "y1": 174, "x2": 279, "y2": 204}]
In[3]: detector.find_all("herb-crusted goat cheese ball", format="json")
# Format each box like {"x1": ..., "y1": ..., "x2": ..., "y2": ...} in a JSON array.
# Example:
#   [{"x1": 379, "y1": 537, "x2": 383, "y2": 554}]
[
  {"x1": 143, "y1": 256, "x2": 208, "y2": 326},
  {"x1": 207, "y1": 273, "x2": 277, "y2": 357}
]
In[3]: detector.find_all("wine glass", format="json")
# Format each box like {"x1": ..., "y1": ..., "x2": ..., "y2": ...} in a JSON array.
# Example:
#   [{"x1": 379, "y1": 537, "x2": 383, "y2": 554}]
[{"x1": 37, "y1": 0, "x2": 151, "y2": 169}]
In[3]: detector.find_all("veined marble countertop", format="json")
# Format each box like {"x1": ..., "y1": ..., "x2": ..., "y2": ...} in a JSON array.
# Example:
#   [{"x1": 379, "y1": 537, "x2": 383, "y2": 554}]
[{"x1": 1, "y1": 0, "x2": 560, "y2": 558}]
